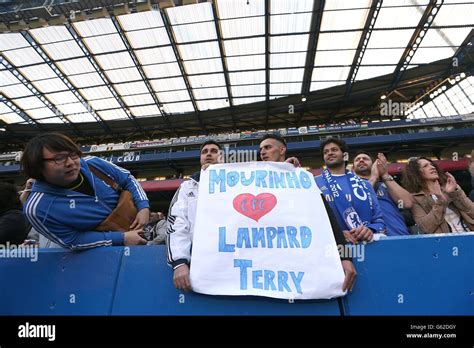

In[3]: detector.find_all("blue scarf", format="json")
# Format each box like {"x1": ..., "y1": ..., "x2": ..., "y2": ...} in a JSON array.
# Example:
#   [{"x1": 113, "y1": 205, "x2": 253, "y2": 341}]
[{"x1": 321, "y1": 168, "x2": 375, "y2": 231}]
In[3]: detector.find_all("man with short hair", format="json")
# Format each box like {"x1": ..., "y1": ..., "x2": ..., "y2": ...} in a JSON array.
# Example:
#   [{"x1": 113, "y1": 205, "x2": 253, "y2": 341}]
[
  {"x1": 353, "y1": 151, "x2": 411, "y2": 236},
  {"x1": 315, "y1": 138, "x2": 386, "y2": 243},
  {"x1": 167, "y1": 140, "x2": 221, "y2": 291},
  {"x1": 259, "y1": 134, "x2": 357, "y2": 292}
]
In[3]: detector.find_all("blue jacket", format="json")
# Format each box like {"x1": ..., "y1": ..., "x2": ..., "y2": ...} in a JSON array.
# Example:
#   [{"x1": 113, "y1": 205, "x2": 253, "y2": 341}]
[{"x1": 23, "y1": 156, "x2": 149, "y2": 250}]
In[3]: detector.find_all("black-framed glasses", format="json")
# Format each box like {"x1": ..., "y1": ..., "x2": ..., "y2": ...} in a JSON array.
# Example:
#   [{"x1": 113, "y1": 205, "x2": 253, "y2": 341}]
[{"x1": 43, "y1": 152, "x2": 80, "y2": 165}]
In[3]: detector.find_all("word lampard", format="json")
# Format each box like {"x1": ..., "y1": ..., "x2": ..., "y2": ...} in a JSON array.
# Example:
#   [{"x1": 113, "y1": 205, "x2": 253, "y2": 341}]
[
  {"x1": 209, "y1": 169, "x2": 313, "y2": 193},
  {"x1": 219, "y1": 225, "x2": 313, "y2": 251}
]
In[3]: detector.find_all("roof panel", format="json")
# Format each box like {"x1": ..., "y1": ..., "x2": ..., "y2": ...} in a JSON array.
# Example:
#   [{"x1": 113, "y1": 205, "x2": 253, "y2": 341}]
[
  {"x1": 56, "y1": 102, "x2": 89, "y2": 115},
  {"x1": 83, "y1": 34, "x2": 126, "y2": 54},
  {"x1": 224, "y1": 37, "x2": 265, "y2": 56},
  {"x1": 29, "y1": 25, "x2": 73, "y2": 44},
  {"x1": 0, "y1": 112, "x2": 25, "y2": 124},
  {"x1": 0, "y1": 70, "x2": 20, "y2": 86},
  {"x1": 26, "y1": 107, "x2": 56, "y2": 119},
  {"x1": 317, "y1": 31, "x2": 362, "y2": 51},
  {"x1": 56, "y1": 57, "x2": 95, "y2": 75},
  {"x1": 220, "y1": 17, "x2": 265, "y2": 38},
  {"x1": 227, "y1": 54, "x2": 265, "y2": 71},
  {"x1": 374, "y1": 1, "x2": 426, "y2": 29},
  {"x1": 167, "y1": 2, "x2": 214, "y2": 25},
  {"x1": 0, "y1": 102, "x2": 13, "y2": 114},
  {"x1": 122, "y1": 93, "x2": 155, "y2": 107},
  {"x1": 42, "y1": 40, "x2": 84, "y2": 60},
  {"x1": 270, "y1": 83, "x2": 302, "y2": 95},
  {"x1": 188, "y1": 73, "x2": 226, "y2": 88},
  {"x1": 360, "y1": 48, "x2": 405, "y2": 65},
  {"x1": 68, "y1": 73, "x2": 104, "y2": 88},
  {"x1": 105, "y1": 67, "x2": 142, "y2": 83},
  {"x1": 1, "y1": 84, "x2": 34, "y2": 98},
  {"x1": 229, "y1": 70, "x2": 265, "y2": 85},
  {"x1": 271, "y1": 0, "x2": 314, "y2": 14},
  {"x1": 156, "y1": 90, "x2": 190, "y2": 103},
  {"x1": 270, "y1": 68, "x2": 304, "y2": 83},
  {"x1": 150, "y1": 77, "x2": 187, "y2": 92},
  {"x1": 271, "y1": 13, "x2": 312, "y2": 34},
  {"x1": 32, "y1": 78, "x2": 68, "y2": 93},
  {"x1": 270, "y1": 34, "x2": 310, "y2": 53},
  {"x1": 233, "y1": 97, "x2": 265, "y2": 105},
  {"x1": 73, "y1": 18, "x2": 117, "y2": 37},
  {"x1": 217, "y1": 0, "x2": 264, "y2": 19},
  {"x1": 197, "y1": 99, "x2": 230, "y2": 110},
  {"x1": 231, "y1": 84, "x2": 265, "y2": 97},
  {"x1": 67, "y1": 113, "x2": 98, "y2": 123},
  {"x1": 135, "y1": 46, "x2": 176, "y2": 65},
  {"x1": 12, "y1": 96, "x2": 46, "y2": 110},
  {"x1": 270, "y1": 52, "x2": 306, "y2": 68},
  {"x1": 419, "y1": 27, "x2": 472, "y2": 48},
  {"x1": 118, "y1": 10, "x2": 165, "y2": 31},
  {"x1": 184, "y1": 58, "x2": 223, "y2": 75},
  {"x1": 410, "y1": 47, "x2": 457, "y2": 64},
  {"x1": 18, "y1": 64, "x2": 57, "y2": 81},
  {"x1": 46, "y1": 91, "x2": 80, "y2": 105},
  {"x1": 355, "y1": 65, "x2": 396, "y2": 81},
  {"x1": 98, "y1": 108, "x2": 129, "y2": 120},
  {"x1": 163, "y1": 101, "x2": 194, "y2": 113},
  {"x1": 143, "y1": 63, "x2": 182, "y2": 78},
  {"x1": 193, "y1": 87, "x2": 228, "y2": 99},
  {"x1": 366, "y1": 29, "x2": 414, "y2": 49},
  {"x1": 88, "y1": 97, "x2": 121, "y2": 110},
  {"x1": 311, "y1": 66, "x2": 351, "y2": 81},
  {"x1": 324, "y1": 0, "x2": 371, "y2": 10},
  {"x1": 173, "y1": 21, "x2": 217, "y2": 44},
  {"x1": 321, "y1": 8, "x2": 370, "y2": 31},
  {"x1": 314, "y1": 50, "x2": 356, "y2": 66},
  {"x1": 125, "y1": 27, "x2": 170, "y2": 49},
  {"x1": 0, "y1": 33, "x2": 30, "y2": 51},
  {"x1": 178, "y1": 41, "x2": 221, "y2": 60},
  {"x1": 36, "y1": 117, "x2": 64, "y2": 124},
  {"x1": 3, "y1": 47, "x2": 44, "y2": 66},
  {"x1": 95, "y1": 52, "x2": 135, "y2": 70},
  {"x1": 434, "y1": 3, "x2": 474, "y2": 26},
  {"x1": 130, "y1": 105, "x2": 162, "y2": 117},
  {"x1": 79, "y1": 86, "x2": 114, "y2": 100},
  {"x1": 114, "y1": 81, "x2": 149, "y2": 95}
]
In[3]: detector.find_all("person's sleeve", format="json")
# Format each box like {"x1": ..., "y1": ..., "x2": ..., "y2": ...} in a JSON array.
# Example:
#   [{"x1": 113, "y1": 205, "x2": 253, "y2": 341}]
[
  {"x1": 24, "y1": 192, "x2": 124, "y2": 250},
  {"x1": 87, "y1": 157, "x2": 149, "y2": 211},
  {"x1": 411, "y1": 196, "x2": 448, "y2": 234},
  {"x1": 366, "y1": 185, "x2": 387, "y2": 234},
  {"x1": 320, "y1": 194, "x2": 350, "y2": 261},
  {"x1": 448, "y1": 186, "x2": 474, "y2": 218},
  {"x1": 166, "y1": 184, "x2": 192, "y2": 269}
]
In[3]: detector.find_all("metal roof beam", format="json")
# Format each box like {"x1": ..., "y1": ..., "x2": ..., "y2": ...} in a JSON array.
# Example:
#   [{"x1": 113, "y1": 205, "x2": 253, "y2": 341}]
[
  {"x1": 110, "y1": 13, "x2": 177, "y2": 135},
  {"x1": 160, "y1": 7, "x2": 207, "y2": 133},
  {"x1": 390, "y1": 0, "x2": 444, "y2": 90}
]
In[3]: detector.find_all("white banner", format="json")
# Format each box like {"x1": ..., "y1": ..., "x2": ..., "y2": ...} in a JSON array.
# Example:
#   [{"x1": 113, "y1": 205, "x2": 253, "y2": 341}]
[{"x1": 190, "y1": 162, "x2": 346, "y2": 300}]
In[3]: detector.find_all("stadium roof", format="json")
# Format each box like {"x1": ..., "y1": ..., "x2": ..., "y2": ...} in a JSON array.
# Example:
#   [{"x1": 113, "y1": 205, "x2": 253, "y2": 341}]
[{"x1": 0, "y1": 0, "x2": 473, "y2": 150}]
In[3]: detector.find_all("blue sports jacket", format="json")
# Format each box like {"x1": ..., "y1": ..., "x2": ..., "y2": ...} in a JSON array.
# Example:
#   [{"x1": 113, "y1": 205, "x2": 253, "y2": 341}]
[{"x1": 23, "y1": 156, "x2": 149, "y2": 250}]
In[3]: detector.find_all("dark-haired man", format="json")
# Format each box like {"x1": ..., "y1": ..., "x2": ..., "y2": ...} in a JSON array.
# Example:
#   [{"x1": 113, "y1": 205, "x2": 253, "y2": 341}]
[
  {"x1": 167, "y1": 140, "x2": 221, "y2": 291},
  {"x1": 315, "y1": 138, "x2": 386, "y2": 243},
  {"x1": 21, "y1": 133, "x2": 149, "y2": 250},
  {"x1": 353, "y1": 151, "x2": 411, "y2": 236},
  {"x1": 259, "y1": 134, "x2": 357, "y2": 292}
]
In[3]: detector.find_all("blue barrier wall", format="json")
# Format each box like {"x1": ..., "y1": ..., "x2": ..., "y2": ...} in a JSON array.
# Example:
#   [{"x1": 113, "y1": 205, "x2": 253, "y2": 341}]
[{"x1": 0, "y1": 233, "x2": 473, "y2": 315}]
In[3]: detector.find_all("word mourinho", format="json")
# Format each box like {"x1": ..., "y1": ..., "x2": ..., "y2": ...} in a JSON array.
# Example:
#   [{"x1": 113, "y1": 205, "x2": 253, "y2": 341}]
[
  {"x1": 18, "y1": 322, "x2": 55, "y2": 341},
  {"x1": 209, "y1": 169, "x2": 313, "y2": 194}
]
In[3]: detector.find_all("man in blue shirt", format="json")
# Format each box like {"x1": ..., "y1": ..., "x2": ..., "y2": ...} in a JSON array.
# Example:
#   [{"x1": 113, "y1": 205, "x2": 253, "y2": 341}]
[
  {"x1": 315, "y1": 138, "x2": 386, "y2": 243},
  {"x1": 353, "y1": 151, "x2": 412, "y2": 236}
]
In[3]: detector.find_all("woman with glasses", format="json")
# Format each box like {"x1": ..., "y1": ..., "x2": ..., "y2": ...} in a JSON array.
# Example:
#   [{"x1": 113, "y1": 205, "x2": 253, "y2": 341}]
[
  {"x1": 402, "y1": 157, "x2": 474, "y2": 233},
  {"x1": 21, "y1": 133, "x2": 150, "y2": 250}
]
